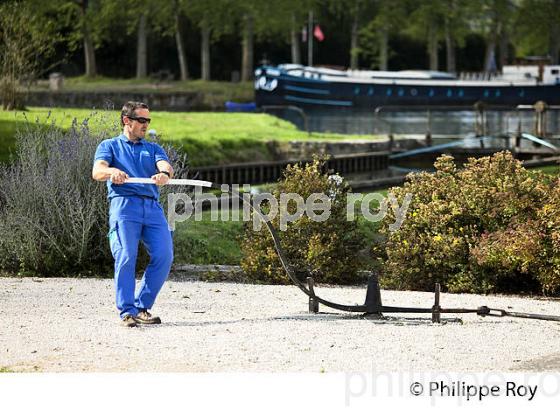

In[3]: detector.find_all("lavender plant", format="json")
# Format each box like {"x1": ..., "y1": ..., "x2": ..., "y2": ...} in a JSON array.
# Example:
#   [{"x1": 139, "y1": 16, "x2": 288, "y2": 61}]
[{"x1": 0, "y1": 112, "x2": 190, "y2": 277}]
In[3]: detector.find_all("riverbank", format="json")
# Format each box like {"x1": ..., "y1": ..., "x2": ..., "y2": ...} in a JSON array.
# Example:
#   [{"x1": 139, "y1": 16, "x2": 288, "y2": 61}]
[
  {"x1": 27, "y1": 78, "x2": 254, "y2": 111},
  {"x1": 0, "y1": 108, "x2": 382, "y2": 166}
]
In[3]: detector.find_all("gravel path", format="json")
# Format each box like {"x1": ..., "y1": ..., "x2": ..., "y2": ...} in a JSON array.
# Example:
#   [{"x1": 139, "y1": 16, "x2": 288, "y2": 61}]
[{"x1": 1, "y1": 277, "x2": 560, "y2": 372}]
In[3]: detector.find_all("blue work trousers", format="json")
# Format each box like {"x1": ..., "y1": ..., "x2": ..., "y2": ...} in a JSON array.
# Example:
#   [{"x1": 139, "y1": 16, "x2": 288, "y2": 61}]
[{"x1": 108, "y1": 196, "x2": 173, "y2": 319}]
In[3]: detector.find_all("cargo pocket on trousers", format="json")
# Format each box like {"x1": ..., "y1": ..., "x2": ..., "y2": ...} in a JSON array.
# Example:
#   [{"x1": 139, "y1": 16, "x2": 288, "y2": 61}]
[{"x1": 107, "y1": 221, "x2": 122, "y2": 255}]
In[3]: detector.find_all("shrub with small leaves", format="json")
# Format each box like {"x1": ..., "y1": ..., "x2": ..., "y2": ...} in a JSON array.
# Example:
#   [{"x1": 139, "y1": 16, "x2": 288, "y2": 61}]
[
  {"x1": 0, "y1": 112, "x2": 190, "y2": 277},
  {"x1": 378, "y1": 151, "x2": 557, "y2": 294},
  {"x1": 240, "y1": 158, "x2": 365, "y2": 284}
]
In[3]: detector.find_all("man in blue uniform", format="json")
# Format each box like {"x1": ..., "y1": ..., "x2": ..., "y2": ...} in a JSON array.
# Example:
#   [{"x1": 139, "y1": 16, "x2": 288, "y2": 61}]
[{"x1": 92, "y1": 101, "x2": 174, "y2": 327}]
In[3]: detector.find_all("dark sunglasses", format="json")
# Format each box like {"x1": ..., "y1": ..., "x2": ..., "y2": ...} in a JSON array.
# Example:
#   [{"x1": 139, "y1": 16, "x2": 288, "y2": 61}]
[{"x1": 127, "y1": 116, "x2": 151, "y2": 124}]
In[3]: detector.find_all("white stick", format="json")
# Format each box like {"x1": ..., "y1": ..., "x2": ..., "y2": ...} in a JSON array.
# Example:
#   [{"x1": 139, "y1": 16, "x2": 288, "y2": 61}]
[{"x1": 124, "y1": 177, "x2": 213, "y2": 187}]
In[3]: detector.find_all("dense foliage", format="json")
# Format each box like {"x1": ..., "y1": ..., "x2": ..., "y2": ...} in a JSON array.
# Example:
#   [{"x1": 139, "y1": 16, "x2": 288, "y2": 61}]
[
  {"x1": 377, "y1": 152, "x2": 560, "y2": 295},
  {"x1": 1, "y1": 0, "x2": 558, "y2": 85},
  {"x1": 240, "y1": 158, "x2": 366, "y2": 284}
]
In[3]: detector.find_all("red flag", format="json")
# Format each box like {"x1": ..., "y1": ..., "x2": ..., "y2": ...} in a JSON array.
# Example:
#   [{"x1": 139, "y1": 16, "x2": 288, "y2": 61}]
[{"x1": 313, "y1": 25, "x2": 325, "y2": 42}]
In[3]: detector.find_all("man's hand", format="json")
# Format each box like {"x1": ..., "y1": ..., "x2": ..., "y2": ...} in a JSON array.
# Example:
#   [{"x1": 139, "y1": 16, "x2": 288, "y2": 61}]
[
  {"x1": 110, "y1": 169, "x2": 129, "y2": 184},
  {"x1": 151, "y1": 172, "x2": 169, "y2": 186}
]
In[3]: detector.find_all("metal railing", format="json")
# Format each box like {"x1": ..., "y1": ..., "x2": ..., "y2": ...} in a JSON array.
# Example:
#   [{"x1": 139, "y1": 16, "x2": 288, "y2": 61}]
[{"x1": 374, "y1": 103, "x2": 560, "y2": 141}]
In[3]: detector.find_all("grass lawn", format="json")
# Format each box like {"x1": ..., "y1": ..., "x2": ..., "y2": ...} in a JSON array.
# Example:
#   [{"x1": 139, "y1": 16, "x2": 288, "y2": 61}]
[
  {"x1": 531, "y1": 164, "x2": 560, "y2": 176},
  {"x1": 172, "y1": 187, "x2": 389, "y2": 267},
  {"x1": 0, "y1": 107, "x2": 383, "y2": 166},
  {"x1": 173, "y1": 209, "x2": 244, "y2": 265},
  {"x1": 0, "y1": 119, "x2": 19, "y2": 162}
]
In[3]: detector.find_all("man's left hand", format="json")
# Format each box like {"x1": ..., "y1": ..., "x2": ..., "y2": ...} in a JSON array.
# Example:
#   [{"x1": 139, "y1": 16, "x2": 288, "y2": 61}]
[{"x1": 151, "y1": 172, "x2": 170, "y2": 186}]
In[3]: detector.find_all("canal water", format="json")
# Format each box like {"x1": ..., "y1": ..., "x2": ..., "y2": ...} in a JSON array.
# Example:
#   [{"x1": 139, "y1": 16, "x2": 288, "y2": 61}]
[
  {"x1": 272, "y1": 107, "x2": 560, "y2": 141},
  {"x1": 266, "y1": 107, "x2": 560, "y2": 189}
]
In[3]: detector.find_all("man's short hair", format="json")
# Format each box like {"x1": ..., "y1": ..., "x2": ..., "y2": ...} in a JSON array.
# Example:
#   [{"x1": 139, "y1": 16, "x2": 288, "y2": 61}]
[{"x1": 121, "y1": 101, "x2": 149, "y2": 126}]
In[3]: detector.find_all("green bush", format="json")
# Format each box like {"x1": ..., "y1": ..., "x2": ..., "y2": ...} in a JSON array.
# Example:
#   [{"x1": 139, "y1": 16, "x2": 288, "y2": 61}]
[
  {"x1": 240, "y1": 158, "x2": 366, "y2": 284},
  {"x1": 0, "y1": 114, "x2": 190, "y2": 277},
  {"x1": 378, "y1": 151, "x2": 560, "y2": 294}
]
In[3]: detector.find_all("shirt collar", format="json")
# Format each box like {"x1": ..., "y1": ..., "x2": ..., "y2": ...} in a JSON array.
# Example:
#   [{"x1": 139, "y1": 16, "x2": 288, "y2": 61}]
[{"x1": 119, "y1": 134, "x2": 145, "y2": 145}]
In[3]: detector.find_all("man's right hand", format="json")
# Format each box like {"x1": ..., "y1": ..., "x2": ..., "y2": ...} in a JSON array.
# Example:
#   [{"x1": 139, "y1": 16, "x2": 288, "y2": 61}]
[{"x1": 110, "y1": 169, "x2": 129, "y2": 184}]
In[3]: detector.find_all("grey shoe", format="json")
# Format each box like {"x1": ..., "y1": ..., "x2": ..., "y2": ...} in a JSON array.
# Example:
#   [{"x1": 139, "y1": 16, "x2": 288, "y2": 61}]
[
  {"x1": 135, "y1": 310, "x2": 161, "y2": 325},
  {"x1": 121, "y1": 314, "x2": 137, "y2": 327}
]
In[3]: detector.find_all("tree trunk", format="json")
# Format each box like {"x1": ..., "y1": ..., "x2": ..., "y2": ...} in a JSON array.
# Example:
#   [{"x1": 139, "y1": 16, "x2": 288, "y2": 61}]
[
  {"x1": 136, "y1": 14, "x2": 148, "y2": 78},
  {"x1": 428, "y1": 26, "x2": 438, "y2": 71},
  {"x1": 83, "y1": 31, "x2": 97, "y2": 77},
  {"x1": 201, "y1": 22, "x2": 211, "y2": 81},
  {"x1": 551, "y1": 0, "x2": 560, "y2": 64},
  {"x1": 290, "y1": 13, "x2": 301, "y2": 64},
  {"x1": 484, "y1": 36, "x2": 497, "y2": 72},
  {"x1": 550, "y1": 33, "x2": 560, "y2": 65},
  {"x1": 307, "y1": 10, "x2": 313, "y2": 66},
  {"x1": 241, "y1": 13, "x2": 254, "y2": 81},
  {"x1": 445, "y1": 20, "x2": 456, "y2": 73},
  {"x1": 379, "y1": 28, "x2": 388, "y2": 70},
  {"x1": 80, "y1": 0, "x2": 96, "y2": 77},
  {"x1": 175, "y1": 13, "x2": 189, "y2": 81},
  {"x1": 499, "y1": 30, "x2": 508, "y2": 70},
  {"x1": 350, "y1": 9, "x2": 359, "y2": 70}
]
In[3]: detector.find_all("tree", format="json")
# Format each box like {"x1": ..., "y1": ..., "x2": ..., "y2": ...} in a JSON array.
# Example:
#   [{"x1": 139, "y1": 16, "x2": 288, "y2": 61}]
[
  {"x1": 333, "y1": 0, "x2": 376, "y2": 70},
  {"x1": 47, "y1": 0, "x2": 118, "y2": 78},
  {"x1": 241, "y1": 8, "x2": 255, "y2": 81},
  {"x1": 442, "y1": 0, "x2": 472, "y2": 73},
  {"x1": 407, "y1": 0, "x2": 447, "y2": 71},
  {"x1": 136, "y1": 13, "x2": 148, "y2": 78},
  {"x1": 234, "y1": 0, "x2": 312, "y2": 81},
  {"x1": 0, "y1": 1, "x2": 59, "y2": 109},
  {"x1": 181, "y1": 0, "x2": 233, "y2": 81},
  {"x1": 174, "y1": 1, "x2": 190, "y2": 81},
  {"x1": 470, "y1": 0, "x2": 516, "y2": 72},
  {"x1": 514, "y1": 0, "x2": 560, "y2": 64},
  {"x1": 359, "y1": 0, "x2": 408, "y2": 70},
  {"x1": 327, "y1": 0, "x2": 376, "y2": 70},
  {"x1": 146, "y1": 0, "x2": 190, "y2": 81},
  {"x1": 100, "y1": 0, "x2": 162, "y2": 79},
  {"x1": 58, "y1": 0, "x2": 112, "y2": 77}
]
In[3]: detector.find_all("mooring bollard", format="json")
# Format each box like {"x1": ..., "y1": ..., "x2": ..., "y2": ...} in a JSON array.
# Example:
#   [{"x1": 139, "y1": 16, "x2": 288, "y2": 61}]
[{"x1": 307, "y1": 277, "x2": 319, "y2": 313}]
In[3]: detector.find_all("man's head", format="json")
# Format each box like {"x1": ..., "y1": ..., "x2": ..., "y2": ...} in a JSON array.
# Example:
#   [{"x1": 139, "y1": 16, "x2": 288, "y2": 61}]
[{"x1": 121, "y1": 101, "x2": 150, "y2": 140}]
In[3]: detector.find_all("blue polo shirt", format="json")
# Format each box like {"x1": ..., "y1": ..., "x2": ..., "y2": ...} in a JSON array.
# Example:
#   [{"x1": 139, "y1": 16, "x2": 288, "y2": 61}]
[{"x1": 94, "y1": 134, "x2": 170, "y2": 200}]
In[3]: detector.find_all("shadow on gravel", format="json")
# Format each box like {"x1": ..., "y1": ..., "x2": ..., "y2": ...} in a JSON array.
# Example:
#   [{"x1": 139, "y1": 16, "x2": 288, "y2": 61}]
[
  {"x1": 514, "y1": 353, "x2": 560, "y2": 371},
  {"x1": 154, "y1": 314, "x2": 463, "y2": 328}
]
